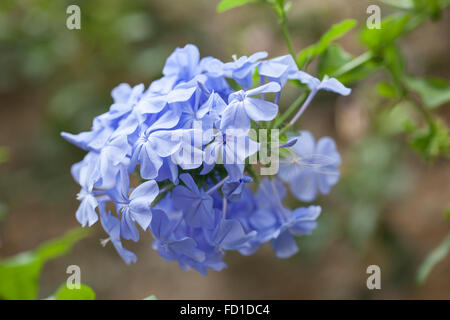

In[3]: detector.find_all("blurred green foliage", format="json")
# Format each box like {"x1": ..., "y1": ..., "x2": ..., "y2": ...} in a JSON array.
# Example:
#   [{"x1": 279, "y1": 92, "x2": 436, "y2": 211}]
[
  {"x1": 217, "y1": 0, "x2": 260, "y2": 13},
  {"x1": 416, "y1": 233, "x2": 450, "y2": 285},
  {"x1": 0, "y1": 0, "x2": 173, "y2": 207},
  {"x1": 51, "y1": 283, "x2": 96, "y2": 300},
  {"x1": 0, "y1": 228, "x2": 89, "y2": 300},
  {"x1": 296, "y1": 19, "x2": 357, "y2": 69}
]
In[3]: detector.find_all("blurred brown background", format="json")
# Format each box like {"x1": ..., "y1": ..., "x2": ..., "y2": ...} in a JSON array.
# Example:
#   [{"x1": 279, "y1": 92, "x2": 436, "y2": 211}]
[{"x1": 0, "y1": 0, "x2": 449, "y2": 299}]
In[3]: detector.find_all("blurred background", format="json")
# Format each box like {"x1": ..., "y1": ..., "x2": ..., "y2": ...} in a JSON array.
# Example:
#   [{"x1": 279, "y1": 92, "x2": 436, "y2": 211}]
[{"x1": 0, "y1": 0, "x2": 449, "y2": 299}]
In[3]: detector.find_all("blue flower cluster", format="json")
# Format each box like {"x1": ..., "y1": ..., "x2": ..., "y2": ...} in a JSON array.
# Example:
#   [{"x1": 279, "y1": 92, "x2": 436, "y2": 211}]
[{"x1": 62, "y1": 44, "x2": 350, "y2": 274}]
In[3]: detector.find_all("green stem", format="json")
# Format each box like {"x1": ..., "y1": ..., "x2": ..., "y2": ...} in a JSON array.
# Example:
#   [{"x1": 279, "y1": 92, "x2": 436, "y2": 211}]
[
  {"x1": 280, "y1": 11, "x2": 295, "y2": 58},
  {"x1": 279, "y1": 122, "x2": 291, "y2": 137},
  {"x1": 332, "y1": 51, "x2": 374, "y2": 77},
  {"x1": 273, "y1": 0, "x2": 295, "y2": 59},
  {"x1": 272, "y1": 92, "x2": 307, "y2": 129},
  {"x1": 406, "y1": 92, "x2": 434, "y2": 127},
  {"x1": 245, "y1": 164, "x2": 260, "y2": 184},
  {"x1": 397, "y1": 79, "x2": 434, "y2": 128},
  {"x1": 153, "y1": 183, "x2": 175, "y2": 206}
]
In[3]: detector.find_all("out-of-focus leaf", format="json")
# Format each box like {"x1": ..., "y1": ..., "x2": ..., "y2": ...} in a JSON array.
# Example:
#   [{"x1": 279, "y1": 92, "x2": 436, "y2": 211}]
[
  {"x1": 377, "y1": 81, "x2": 401, "y2": 99},
  {"x1": 217, "y1": 0, "x2": 257, "y2": 12},
  {"x1": 377, "y1": 101, "x2": 414, "y2": 135},
  {"x1": 348, "y1": 203, "x2": 379, "y2": 248},
  {"x1": 378, "y1": 0, "x2": 415, "y2": 9},
  {"x1": 417, "y1": 234, "x2": 450, "y2": 285},
  {"x1": 406, "y1": 119, "x2": 450, "y2": 160},
  {"x1": 404, "y1": 76, "x2": 450, "y2": 109},
  {"x1": 297, "y1": 19, "x2": 357, "y2": 68},
  {"x1": 318, "y1": 44, "x2": 353, "y2": 77},
  {"x1": 0, "y1": 228, "x2": 89, "y2": 300},
  {"x1": 55, "y1": 284, "x2": 96, "y2": 300},
  {"x1": 318, "y1": 45, "x2": 378, "y2": 84},
  {"x1": 361, "y1": 13, "x2": 411, "y2": 51},
  {"x1": 383, "y1": 45, "x2": 405, "y2": 83},
  {"x1": 144, "y1": 295, "x2": 158, "y2": 300},
  {"x1": 440, "y1": 0, "x2": 450, "y2": 9}
]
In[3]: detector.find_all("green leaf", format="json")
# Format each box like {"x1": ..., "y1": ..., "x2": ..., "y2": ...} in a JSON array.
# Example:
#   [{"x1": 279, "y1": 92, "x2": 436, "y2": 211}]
[
  {"x1": 382, "y1": 45, "x2": 405, "y2": 84},
  {"x1": 318, "y1": 45, "x2": 378, "y2": 84},
  {"x1": 440, "y1": 0, "x2": 450, "y2": 9},
  {"x1": 417, "y1": 234, "x2": 450, "y2": 285},
  {"x1": 296, "y1": 19, "x2": 357, "y2": 68},
  {"x1": 377, "y1": 101, "x2": 414, "y2": 135},
  {"x1": 378, "y1": 0, "x2": 415, "y2": 9},
  {"x1": 55, "y1": 284, "x2": 96, "y2": 300},
  {"x1": 217, "y1": 0, "x2": 257, "y2": 12},
  {"x1": 406, "y1": 118, "x2": 450, "y2": 160},
  {"x1": 0, "y1": 228, "x2": 89, "y2": 300},
  {"x1": 404, "y1": 76, "x2": 450, "y2": 109},
  {"x1": 377, "y1": 81, "x2": 401, "y2": 99},
  {"x1": 361, "y1": 13, "x2": 411, "y2": 51},
  {"x1": 318, "y1": 44, "x2": 353, "y2": 78}
]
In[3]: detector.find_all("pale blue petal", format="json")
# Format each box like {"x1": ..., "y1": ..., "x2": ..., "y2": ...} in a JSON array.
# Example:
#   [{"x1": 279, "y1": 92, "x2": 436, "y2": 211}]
[
  {"x1": 319, "y1": 77, "x2": 351, "y2": 96},
  {"x1": 270, "y1": 230, "x2": 299, "y2": 258},
  {"x1": 291, "y1": 130, "x2": 315, "y2": 156},
  {"x1": 75, "y1": 194, "x2": 98, "y2": 227},
  {"x1": 245, "y1": 82, "x2": 281, "y2": 96},
  {"x1": 243, "y1": 97, "x2": 278, "y2": 122},
  {"x1": 219, "y1": 102, "x2": 251, "y2": 130},
  {"x1": 290, "y1": 171, "x2": 318, "y2": 202},
  {"x1": 120, "y1": 211, "x2": 140, "y2": 242}
]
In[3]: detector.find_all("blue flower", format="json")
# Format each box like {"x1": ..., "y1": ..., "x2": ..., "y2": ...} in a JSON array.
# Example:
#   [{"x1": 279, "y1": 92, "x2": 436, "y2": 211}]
[
  {"x1": 208, "y1": 214, "x2": 256, "y2": 251},
  {"x1": 107, "y1": 169, "x2": 159, "y2": 241},
  {"x1": 162, "y1": 44, "x2": 201, "y2": 83},
  {"x1": 298, "y1": 73, "x2": 351, "y2": 96},
  {"x1": 248, "y1": 179, "x2": 321, "y2": 258},
  {"x1": 220, "y1": 82, "x2": 281, "y2": 130},
  {"x1": 197, "y1": 91, "x2": 227, "y2": 124},
  {"x1": 130, "y1": 110, "x2": 182, "y2": 180},
  {"x1": 99, "y1": 202, "x2": 137, "y2": 265},
  {"x1": 223, "y1": 51, "x2": 268, "y2": 89},
  {"x1": 97, "y1": 135, "x2": 131, "y2": 189},
  {"x1": 150, "y1": 208, "x2": 206, "y2": 265},
  {"x1": 199, "y1": 57, "x2": 232, "y2": 96},
  {"x1": 259, "y1": 54, "x2": 299, "y2": 87},
  {"x1": 61, "y1": 116, "x2": 114, "y2": 153},
  {"x1": 222, "y1": 175, "x2": 253, "y2": 201},
  {"x1": 170, "y1": 128, "x2": 210, "y2": 170},
  {"x1": 270, "y1": 205, "x2": 321, "y2": 258},
  {"x1": 75, "y1": 189, "x2": 98, "y2": 227},
  {"x1": 278, "y1": 131, "x2": 341, "y2": 202},
  {"x1": 62, "y1": 44, "x2": 345, "y2": 272},
  {"x1": 172, "y1": 173, "x2": 215, "y2": 229},
  {"x1": 202, "y1": 129, "x2": 259, "y2": 180},
  {"x1": 108, "y1": 83, "x2": 145, "y2": 121}
]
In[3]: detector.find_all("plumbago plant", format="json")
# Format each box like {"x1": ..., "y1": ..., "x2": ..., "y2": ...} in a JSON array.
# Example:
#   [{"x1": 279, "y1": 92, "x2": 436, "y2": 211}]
[
  {"x1": 62, "y1": 44, "x2": 350, "y2": 274},
  {"x1": 59, "y1": 0, "x2": 450, "y2": 278}
]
